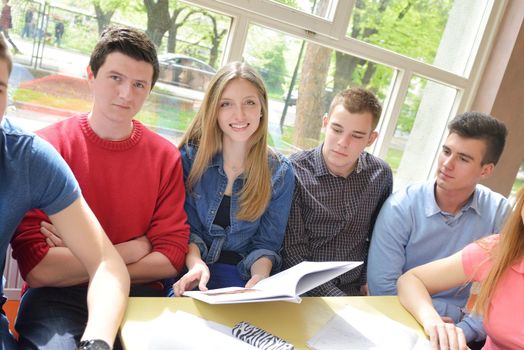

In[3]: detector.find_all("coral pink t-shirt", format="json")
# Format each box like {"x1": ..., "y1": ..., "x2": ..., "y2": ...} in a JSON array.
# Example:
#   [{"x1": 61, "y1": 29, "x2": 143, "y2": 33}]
[{"x1": 462, "y1": 235, "x2": 524, "y2": 350}]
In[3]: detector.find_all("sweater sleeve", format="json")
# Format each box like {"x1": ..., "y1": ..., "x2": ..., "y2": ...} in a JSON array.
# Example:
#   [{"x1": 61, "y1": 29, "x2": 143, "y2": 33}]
[
  {"x1": 11, "y1": 209, "x2": 52, "y2": 279},
  {"x1": 144, "y1": 149, "x2": 189, "y2": 273}
]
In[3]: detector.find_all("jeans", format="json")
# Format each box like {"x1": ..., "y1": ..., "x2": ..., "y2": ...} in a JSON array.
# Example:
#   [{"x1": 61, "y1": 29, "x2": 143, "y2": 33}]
[
  {"x1": 166, "y1": 263, "x2": 245, "y2": 297},
  {"x1": 0, "y1": 311, "x2": 17, "y2": 350},
  {"x1": 16, "y1": 285, "x2": 164, "y2": 349}
]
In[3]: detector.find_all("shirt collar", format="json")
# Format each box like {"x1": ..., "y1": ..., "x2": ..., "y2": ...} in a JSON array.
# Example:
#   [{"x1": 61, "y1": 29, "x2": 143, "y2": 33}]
[
  {"x1": 424, "y1": 180, "x2": 480, "y2": 217},
  {"x1": 313, "y1": 144, "x2": 367, "y2": 178}
]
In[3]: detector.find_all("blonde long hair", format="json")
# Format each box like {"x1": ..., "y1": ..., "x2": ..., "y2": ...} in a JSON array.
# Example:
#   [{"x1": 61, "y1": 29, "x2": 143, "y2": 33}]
[
  {"x1": 178, "y1": 61, "x2": 272, "y2": 221},
  {"x1": 475, "y1": 187, "x2": 524, "y2": 316}
]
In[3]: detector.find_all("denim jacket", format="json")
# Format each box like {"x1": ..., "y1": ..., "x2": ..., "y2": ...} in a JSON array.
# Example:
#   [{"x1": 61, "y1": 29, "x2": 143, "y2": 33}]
[{"x1": 180, "y1": 144, "x2": 295, "y2": 280}]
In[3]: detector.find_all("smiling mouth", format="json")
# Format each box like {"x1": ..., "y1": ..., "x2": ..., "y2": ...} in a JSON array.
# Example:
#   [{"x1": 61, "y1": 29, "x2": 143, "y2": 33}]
[{"x1": 230, "y1": 123, "x2": 249, "y2": 130}]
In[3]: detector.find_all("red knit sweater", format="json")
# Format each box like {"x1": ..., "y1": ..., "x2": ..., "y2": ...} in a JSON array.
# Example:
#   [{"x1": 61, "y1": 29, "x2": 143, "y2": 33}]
[{"x1": 12, "y1": 114, "x2": 189, "y2": 279}]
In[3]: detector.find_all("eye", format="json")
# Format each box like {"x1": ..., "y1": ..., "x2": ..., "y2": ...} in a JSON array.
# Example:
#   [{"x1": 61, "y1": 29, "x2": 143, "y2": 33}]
[
  {"x1": 245, "y1": 99, "x2": 257, "y2": 106},
  {"x1": 220, "y1": 101, "x2": 231, "y2": 108},
  {"x1": 352, "y1": 134, "x2": 364, "y2": 140},
  {"x1": 331, "y1": 126, "x2": 343, "y2": 134},
  {"x1": 459, "y1": 156, "x2": 470, "y2": 163},
  {"x1": 110, "y1": 75, "x2": 121, "y2": 81},
  {"x1": 135, "y1": 82, "x2": 145, "y2": 89}
]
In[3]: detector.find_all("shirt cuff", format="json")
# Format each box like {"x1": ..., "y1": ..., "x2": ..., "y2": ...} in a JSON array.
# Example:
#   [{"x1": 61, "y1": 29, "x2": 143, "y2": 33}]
[{"x1": 237, "y1": 249, "x2": 282, "y2": 280}]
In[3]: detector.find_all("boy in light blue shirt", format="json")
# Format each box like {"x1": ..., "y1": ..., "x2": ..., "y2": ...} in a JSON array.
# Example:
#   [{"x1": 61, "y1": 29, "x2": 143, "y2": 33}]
[{"x1": 368, "y1": 112, "x2": 510, "y2": 343}]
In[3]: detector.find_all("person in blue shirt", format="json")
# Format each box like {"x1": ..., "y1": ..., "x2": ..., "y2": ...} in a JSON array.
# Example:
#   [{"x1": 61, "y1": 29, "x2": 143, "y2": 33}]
[
  {"x1": 0, "y1": 33, "x2": 129, "y2": 350},
  {"x1": 171, "y1": 61, "x2": 294, "y2": 295},
  {"x1": 368, "y1": 112, "x2": 511, "y2": 344}
]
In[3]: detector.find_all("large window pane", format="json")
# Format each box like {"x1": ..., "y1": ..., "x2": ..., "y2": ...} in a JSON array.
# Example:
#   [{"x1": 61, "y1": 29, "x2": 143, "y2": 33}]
[
  {"x1": 386, "y1": 75, "x2": 459, "y2": 188},
  {"x1": 243, "y1": 24, "x2": 395, "y2": 157},
  {"x1": 9, "y1": 2, "x2": 232, "y2": 146},
  {"x1": 347, "y1": 0, "x2": 491, "y2": 76}
]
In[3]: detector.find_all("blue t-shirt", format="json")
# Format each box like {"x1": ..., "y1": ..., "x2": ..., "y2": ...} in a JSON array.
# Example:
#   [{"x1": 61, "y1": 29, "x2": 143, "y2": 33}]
[{"x1": 0, "y1": 118, "x2": 80, "y2": 294}]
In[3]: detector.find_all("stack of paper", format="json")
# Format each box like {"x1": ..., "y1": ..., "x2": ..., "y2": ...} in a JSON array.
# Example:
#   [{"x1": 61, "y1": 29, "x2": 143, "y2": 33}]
[
  {"x1": 306, "y1": 304, "x2": 430, "y2": 350},
  {"x1": 146, "y1": 310, "x2": 257, "y2": 350}
]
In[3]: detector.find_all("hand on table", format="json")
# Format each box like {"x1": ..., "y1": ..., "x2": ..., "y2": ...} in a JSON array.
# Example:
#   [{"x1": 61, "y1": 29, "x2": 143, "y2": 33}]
[{"x1": 173, "y1": 261, "x2": 210, "y2": 296}]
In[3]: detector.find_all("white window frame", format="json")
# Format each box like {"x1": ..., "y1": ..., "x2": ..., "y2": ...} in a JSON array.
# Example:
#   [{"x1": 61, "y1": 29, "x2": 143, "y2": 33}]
[{"x1": 184, "y1": 0, "x2": 508, "y2": 184}]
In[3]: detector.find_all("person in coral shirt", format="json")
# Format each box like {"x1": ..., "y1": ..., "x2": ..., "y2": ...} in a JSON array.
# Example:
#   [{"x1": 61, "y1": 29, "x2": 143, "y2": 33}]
[{"x1": 398, "y1": 187, "x2": 524, "y2": 350}]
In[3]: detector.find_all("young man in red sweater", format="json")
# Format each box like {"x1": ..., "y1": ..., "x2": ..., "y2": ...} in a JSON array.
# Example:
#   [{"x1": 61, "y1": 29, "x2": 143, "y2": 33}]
[{"x1": 11, "y1": 25, "x2": 189, "y2": 349}]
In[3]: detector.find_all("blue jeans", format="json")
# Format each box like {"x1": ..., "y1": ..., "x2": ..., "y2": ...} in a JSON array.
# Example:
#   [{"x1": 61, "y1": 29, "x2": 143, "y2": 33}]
[
  {"x1": 16, "y1": 285, "x2": 164, "y2": 349},
  {"x1": 166, "y1": 263, "x2": 245, "y2": 297},
  {"x1": 0, "y1": 310, "x2": 17, "y2": 350}
]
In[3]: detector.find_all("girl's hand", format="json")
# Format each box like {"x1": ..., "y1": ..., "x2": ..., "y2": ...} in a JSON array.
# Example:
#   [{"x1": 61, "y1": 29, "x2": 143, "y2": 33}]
[
  {"x1": 173, "y1": 261, "x2": 210, "y2": 296},
  {"x1": 424, "y1": 321, "x2": 469, "y2": 350},
  {"x1": 245, "y1": 274, "x2": 266, "y2": 288}
]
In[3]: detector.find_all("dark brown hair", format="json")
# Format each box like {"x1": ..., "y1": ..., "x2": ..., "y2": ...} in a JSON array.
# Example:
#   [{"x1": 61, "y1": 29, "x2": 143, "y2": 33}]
[
  {"x1": 89, "y1": 25, "x2": 159, "y2": 88},
  {"x1": 448, "y1": 112, "x2": 507, "y2": 165}
]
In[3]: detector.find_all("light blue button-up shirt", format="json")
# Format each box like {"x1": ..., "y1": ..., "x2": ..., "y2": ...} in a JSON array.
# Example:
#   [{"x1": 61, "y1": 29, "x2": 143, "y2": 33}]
[
  {"x1": 181, "y1": 144, "x2": 295, "y2": 280},
  {"x1": 368, "y1": 180, "x2": 511, "y2": 341}
]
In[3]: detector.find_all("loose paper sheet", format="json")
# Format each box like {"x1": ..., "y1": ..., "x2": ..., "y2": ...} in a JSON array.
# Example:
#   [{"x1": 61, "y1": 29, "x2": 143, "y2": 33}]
[
  {"x1": 307, "y1": 304, "x2": 430, "y2": 350},
  {"x1": 145, "y1": 310, "x2": 257, "y2": 350}
]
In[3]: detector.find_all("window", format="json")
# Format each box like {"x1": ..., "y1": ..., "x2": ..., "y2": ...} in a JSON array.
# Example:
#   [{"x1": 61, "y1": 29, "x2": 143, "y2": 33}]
[
  {"x1": 7, "y1": 0, "x2": 508, "y2": 188},
  {"x1": 347, "y1": 0, "x2": 492, "y2": 76}
]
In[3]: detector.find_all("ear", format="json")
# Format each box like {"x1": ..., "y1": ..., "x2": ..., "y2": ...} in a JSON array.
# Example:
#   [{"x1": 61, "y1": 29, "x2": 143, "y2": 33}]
[
  {"x1": 86, "y1": 65, "x2": 95, "y2": 85},
  {"x1": 366, "y1": 131, "x2": 378, "y2": 146},
  {"x1": 480, "y1": 163, "x2": 495, "y2": 179},
  {"x1": 322, "y1": 113, "x2": 329, "y2": 129}
]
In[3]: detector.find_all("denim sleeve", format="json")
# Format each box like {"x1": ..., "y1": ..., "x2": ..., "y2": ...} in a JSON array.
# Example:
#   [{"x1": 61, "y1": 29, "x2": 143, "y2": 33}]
[
  {"x1": 181, "y1": 145, "x2": 208, "y2": 260},
  {"x1": 457, "y1": 314, "x2": 486, "y2": 343},
  {"x1": 189, "y1": 232, "x2": 208, "y2": 259},
  {"x1": 367, "y1": 194, "x2": 411, "y2": 295},
  {"x1": 238, "y1": 157, "x2": 295, "y2": 280}
]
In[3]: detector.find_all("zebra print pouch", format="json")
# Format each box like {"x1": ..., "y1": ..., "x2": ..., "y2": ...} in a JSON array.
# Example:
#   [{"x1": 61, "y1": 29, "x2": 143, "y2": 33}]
[{"x1": 232, "y1": 321, "x2": 295, "y2": 350}]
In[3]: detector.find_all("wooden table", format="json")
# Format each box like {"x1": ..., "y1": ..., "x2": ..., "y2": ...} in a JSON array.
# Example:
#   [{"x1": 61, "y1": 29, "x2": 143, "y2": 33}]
[{"x1": 120, "y1": 296, "x2": 425, "y2": 350}]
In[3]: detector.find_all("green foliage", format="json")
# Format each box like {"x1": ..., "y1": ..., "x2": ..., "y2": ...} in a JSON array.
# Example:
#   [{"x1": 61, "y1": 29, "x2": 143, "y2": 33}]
[
  {"x1": 343, "y1": 0, "x2": 453, "y2": 136},
  {"x1": 244, "y1": 26, "x2": 288, "y2": 98}
]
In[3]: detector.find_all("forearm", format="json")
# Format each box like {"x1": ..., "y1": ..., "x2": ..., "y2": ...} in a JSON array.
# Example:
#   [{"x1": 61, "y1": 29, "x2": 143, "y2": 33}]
[
  {"x1": 186, "y1": 243, "x2": 204, "y2": 269},
  {"x1": 250, "y1": 257, "x2": 272, "y2": 278},
  {"x1": 82, "y1": 253, "x2": 129, "y2": 345},
  {"x1": 25, "y1": 247, "x2": 89, "y2": 287},
  {"x1": 127, "y1": 251, "x2": 178, "y2": 284},
  {"x1": 397, "y1": 273, "x2": 443, "y2": 330}
]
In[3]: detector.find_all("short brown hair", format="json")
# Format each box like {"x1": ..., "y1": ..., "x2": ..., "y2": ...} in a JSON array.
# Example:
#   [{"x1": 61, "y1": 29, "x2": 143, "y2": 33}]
[
  {"x1": 328, "y1": 88, "x2": 382, "y2": 129},
  {"x1": 89, "y1": 25, "x2": 159, "y2": 88},
  {"x1": 0, "y1": 33, "x2": 12, "y2": 75}
]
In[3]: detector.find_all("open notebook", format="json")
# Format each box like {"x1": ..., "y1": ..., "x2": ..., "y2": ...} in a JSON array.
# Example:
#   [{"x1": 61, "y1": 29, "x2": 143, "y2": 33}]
[{"x1": 183, "y1": 261, "x2": 362, "y2": 304}]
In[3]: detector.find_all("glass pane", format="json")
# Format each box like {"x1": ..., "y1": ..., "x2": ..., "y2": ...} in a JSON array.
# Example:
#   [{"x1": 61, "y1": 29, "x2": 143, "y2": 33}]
[
  {"x1": 243, "y1": 24, "x2": 395, "y2": 156},
  {"x1": 8, "y1": 1, "x2": 232, "y2": 146},
  {"x1": 347, "y1": 0, "x2": 491, "y2": 75},
  {"x1": 384, "y1": 75, "x2": 458, "y2": 187},
  {"x1": 270, "y1": 0, "x2": 337, "y2": 20}
]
